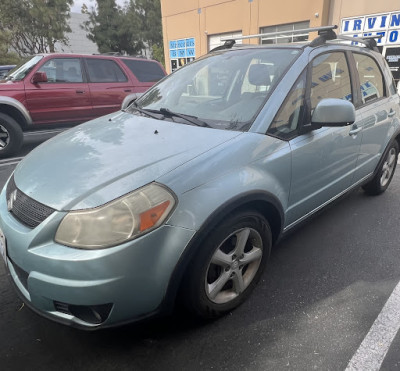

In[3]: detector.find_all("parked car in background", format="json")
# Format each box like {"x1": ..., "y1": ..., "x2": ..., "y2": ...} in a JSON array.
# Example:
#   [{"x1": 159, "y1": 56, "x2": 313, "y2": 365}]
[
  {"x1": 0, "y1": 54, "x2": 166, "y2": 156},
  {"x1": 0, "y1": 26, "x2": 399, "y2": 329},
  {"x1": 0, "y1": 65, "x2": 16, "y2": 80}
]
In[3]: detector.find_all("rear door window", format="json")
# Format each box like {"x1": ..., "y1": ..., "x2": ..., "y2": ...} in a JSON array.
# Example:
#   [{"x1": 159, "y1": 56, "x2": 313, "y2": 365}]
[
  {"x1": 353, "y1": 53, "x2": 386, "y2": 104},
  {"x1": 121, "y1": 59, "x2": 165, "y2": 82},
  {"x1": 85, "y1": 59, "x2": 128, "y2": 83}
]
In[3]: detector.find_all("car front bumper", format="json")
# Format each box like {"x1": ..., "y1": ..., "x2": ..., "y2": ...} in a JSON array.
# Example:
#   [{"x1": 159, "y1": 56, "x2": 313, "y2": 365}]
[{"x1": 0, "y1": 189, "x2": 195, "y2": 329}]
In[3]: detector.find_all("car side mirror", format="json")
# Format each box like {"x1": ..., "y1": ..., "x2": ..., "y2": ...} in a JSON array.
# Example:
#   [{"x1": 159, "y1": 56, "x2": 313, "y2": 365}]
[
  {"x1": 31, "y1": 72, "x2": 48, "y2": 84},
  {"x1": 311, "y1": 98, "x2": 355, "y2": 128},
  {"x1": 121, "y1": 93, "x2": 143, "y2": 110}
]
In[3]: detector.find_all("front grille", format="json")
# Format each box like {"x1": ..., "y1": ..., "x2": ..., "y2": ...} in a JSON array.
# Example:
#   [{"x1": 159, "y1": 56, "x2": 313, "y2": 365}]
[{"x1": 6, "y1": 176, "x2": 55, "y2": 228}]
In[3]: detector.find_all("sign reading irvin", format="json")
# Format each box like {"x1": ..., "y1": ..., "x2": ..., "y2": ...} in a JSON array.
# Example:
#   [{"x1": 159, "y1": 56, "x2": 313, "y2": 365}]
[{"x1": 341, "y1": 11, "x2": 400, "y2": 46}]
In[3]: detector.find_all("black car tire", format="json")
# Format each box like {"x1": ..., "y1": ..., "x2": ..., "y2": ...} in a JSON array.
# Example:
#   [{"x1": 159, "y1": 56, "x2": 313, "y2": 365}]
[
  {"x1": 362, "y1": 140, "x2": 399, "y2": 196},
  {"x1": 0, "y1": 113, "x2": 23, "y2": 158},
  {"x1": 182, "y1": 210, "x2": 272, "y2": 319}
]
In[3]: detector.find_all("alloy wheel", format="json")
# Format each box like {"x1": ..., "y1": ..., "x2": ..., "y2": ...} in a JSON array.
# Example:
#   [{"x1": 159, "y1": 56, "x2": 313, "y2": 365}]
[
  {"x1": 205, "y1": 227, "x2": 263, "y2": 304},
  {"x1": 0, "y1": 124, "x2": 10, "y2": 150},
  {"x1": 380, "y1": 147, "x2": 397, "y2": 188}
]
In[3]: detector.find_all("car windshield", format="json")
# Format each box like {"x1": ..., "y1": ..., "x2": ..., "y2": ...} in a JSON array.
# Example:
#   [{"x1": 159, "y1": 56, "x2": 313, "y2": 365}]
[
  {"x1": 132, "y1": 48, "x2": 301, "y2": 131},
  {"x1": 6, "y1": 55, "x2": 44, "y2": 81}
]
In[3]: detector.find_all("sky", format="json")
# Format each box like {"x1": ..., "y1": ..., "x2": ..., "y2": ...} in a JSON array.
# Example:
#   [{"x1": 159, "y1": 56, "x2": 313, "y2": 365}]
[
  {"x1": 70, "y1": 0, "x2": 91, "y2": 13},
  {"x1": 70, "y1": 0, "x2": 127, "y2": 13}
]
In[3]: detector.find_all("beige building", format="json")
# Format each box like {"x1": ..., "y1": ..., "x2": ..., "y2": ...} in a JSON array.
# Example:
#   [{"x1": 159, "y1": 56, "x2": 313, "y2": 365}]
[{"x1": 160, "y1": 0, "x2": 400, "y2": 74}]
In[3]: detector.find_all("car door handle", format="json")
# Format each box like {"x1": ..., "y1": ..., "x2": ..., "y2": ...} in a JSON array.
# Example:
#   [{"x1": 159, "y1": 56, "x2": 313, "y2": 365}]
[
  {"x1": 124, "y1": 89, "x2": 132, "y2": 92},
  {"x1": 76, "y1": 90, "x2": 85, "y2": 94},
  {"x1": 349, "y1": 126, "x2": 362, "y2": 135},
  {"x1": 388, "y1": 110, "x2": 396, "y2": 117}
]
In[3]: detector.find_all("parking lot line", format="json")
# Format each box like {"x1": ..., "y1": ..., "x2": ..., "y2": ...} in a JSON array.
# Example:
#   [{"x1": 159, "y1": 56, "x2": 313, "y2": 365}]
[
  {"x1": 0, "y1": 157, "x2": 24, "y2": 167},
  {"x1": 24, "y1": 128, "x2": 65, "y2": 137},
  {"x1": 345, "y1": 281, "x2": 400, "y2": 371}
]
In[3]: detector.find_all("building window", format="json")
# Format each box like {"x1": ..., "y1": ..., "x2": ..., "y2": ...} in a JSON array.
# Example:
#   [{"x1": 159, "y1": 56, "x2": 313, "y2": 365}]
[
  {"x1": 208, "y1": 31, "x2": 243, "y2": 52},
  {"x1": 260, "y1": 21, "x2": 310, "y2": 44}
]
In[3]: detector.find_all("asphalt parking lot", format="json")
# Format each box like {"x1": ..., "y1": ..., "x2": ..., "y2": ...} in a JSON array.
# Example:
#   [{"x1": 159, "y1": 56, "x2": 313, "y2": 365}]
[{"x1": 0, "y1": 134, "x2": 399, "y2": 370}]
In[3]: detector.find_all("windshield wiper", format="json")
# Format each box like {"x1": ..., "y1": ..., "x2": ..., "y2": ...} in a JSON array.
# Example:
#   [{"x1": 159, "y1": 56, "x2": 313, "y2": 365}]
[
  {"x1": 158, "y1": 107, "x2": 211, "y2": 128},
  {"x1": 127, "y1": 103, "x2": 165, "y2": 120}
]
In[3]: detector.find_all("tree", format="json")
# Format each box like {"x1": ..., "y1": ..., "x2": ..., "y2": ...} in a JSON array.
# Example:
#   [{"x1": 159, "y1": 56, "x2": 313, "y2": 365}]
[
  {"x1": 0, "y1": 30, "x2": 21, "y2": 65},
  {"x1": 84, "y1": 0, "x2": 164, "y2": 61},
  {"x1": 134, "y1": 0, "x2": 163, "y2": 54},
  {"x1": 84, "y1": 0, "x2": 143, "y2": 55},
  {"x1": 127, "y1": 0, "x2": 164, "y2": 61},
  {"x1": 0, "y1": 0, "x2": 73, "y2": 56},
  {"x1": 81, "y1": 3, "x2": 89, "y2": 14}
]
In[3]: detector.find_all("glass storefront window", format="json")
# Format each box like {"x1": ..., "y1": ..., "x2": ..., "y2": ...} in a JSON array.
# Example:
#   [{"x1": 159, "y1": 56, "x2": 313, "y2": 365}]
[{"x1": 260, "y1": 21, "x2": 310, "y2": 44}]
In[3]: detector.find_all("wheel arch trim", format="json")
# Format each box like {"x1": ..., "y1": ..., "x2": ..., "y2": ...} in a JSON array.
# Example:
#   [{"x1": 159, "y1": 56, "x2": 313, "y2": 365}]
[
  {"x1": 160, "y1": 190, "x2": 284, "y2": 313},
  {"x1": 0, "y1": 96, "x2": 32, "y2": 126},
  {"x1": 371, "y1": 128, "x2": 400, "y2": 179}
]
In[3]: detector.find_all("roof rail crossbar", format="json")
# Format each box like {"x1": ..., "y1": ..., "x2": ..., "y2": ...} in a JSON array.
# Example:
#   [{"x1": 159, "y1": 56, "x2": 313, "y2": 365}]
[
  {"x1": 309, "y1": 27, "x2": 338, "y2": 47},
  {"x1": 209, "y1": 39, "x2": 236, "y2": 53},
  {"x1": 335, "y1": 34, "x2": 380, "y2": 51},
  {"x1": 220, "y1": 25, "x2": 338, "y2": 42}
]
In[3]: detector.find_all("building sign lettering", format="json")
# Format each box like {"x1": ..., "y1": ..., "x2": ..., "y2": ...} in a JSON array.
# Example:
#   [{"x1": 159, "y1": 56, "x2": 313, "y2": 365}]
[
  {"x1": 341, "y1": 11, "x2": 400, "y2": 46},
  {"x1": 169, "y1": 37, "x2": 196, "y2": 72}
]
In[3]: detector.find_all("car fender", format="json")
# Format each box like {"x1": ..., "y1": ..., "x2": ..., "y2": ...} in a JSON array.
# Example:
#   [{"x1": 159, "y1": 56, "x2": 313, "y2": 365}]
[
  {"x1": 161, "y1": 189, "x2": 285, "y2": 314},
  {"x1": 164, "y1": 134, "x2": 291, "y2": 234},
  {"x1": 0, "y1": 96, "x2": 32, "y2": 126},
  {"x1": 381, "y1": 105, "x2": 400, "y2": 156},
  {"x1": 369, "y1": 126, "x2": 400, "y2": 180}
]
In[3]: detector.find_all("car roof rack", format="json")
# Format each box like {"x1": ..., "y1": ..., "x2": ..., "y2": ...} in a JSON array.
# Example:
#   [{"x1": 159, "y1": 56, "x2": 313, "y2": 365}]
[
  {"x1": 209, "y1": 25, "x2": 338, "y2": 53},
  {"x1": 332, "y1": 34, "x2": 381, "y2": 52},
  {"x1": 209, "y1": 25, "x2": 381, "y2": 53},
  {"x1": 209, "y1": 40, "x2": 237, "y2": 53}
]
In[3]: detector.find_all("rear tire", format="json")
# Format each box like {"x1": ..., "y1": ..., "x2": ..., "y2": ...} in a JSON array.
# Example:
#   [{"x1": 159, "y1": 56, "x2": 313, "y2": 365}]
[
  {"x1": 181, "y1": 210, "x2": 272, "y2": 319},
  {"x1": 362, "y1": 140, "x2": 399, "y2": 196},
  {"x1": 0, "y1": 113, "x2": 23, "y2": 158}
]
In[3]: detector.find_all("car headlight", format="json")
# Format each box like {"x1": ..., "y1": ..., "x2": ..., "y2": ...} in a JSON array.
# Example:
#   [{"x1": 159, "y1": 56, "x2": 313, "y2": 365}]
[{"x1": 55, "y1": 183, "x2": 176, "y2": 249}]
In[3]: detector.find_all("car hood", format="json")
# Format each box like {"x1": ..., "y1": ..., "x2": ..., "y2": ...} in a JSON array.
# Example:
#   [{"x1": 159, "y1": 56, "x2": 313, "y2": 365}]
[
  {"x1": 0, "y1": 80, "x2": 24, "y2": 90},
  {"x1": 13, "y1": 112, "x2": 242, "y2": 210}
]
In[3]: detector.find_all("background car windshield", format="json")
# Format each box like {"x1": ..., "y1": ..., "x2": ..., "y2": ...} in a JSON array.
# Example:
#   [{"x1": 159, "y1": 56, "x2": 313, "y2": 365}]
[
  {"x1": 135, "y1": 48, "x2": 301, "y2": 131},
  {"x1": 7, "y1": 55, "x2": 44, "y2": 81}
]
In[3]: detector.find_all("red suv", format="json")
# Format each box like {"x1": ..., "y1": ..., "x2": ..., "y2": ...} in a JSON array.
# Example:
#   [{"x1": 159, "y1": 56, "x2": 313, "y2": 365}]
[{"x1": 0, "y1": 53, "x2": 166, "y2": 156}]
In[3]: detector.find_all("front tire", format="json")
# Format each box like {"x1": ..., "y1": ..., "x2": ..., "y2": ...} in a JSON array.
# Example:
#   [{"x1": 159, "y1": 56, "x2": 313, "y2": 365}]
[
  {"x1": 362, "y1": 140, "x2": 399, "y2": 195},
  {"x1": 0, "y1": 113, "x2": 23, "y2": 158},
  {"x1": 182, "y1": 211, "x2": 272, "y2": 319}
]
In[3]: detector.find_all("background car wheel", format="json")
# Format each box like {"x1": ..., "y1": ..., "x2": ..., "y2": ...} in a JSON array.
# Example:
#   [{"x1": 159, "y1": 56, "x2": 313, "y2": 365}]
[
  {"x1": 362, "y1": 140, "x2": 399, "y2": 196},
  {"x1": 182, "y1": 210, "x2": 272, "y2": 319},
  {"x1": 0, "y1": 113, "x2": 23, "y2": 157}
]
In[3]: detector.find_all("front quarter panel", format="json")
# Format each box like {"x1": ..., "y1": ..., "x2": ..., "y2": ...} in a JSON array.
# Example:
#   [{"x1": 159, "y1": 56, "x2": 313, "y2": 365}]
[{"x1": 161, "y1": 133, "x2": 291, "y2": 231}]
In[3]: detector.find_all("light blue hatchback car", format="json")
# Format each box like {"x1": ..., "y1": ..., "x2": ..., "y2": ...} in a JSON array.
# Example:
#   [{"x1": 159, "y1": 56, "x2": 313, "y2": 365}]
[{"x1": 0, "y1": 27, "x2": 399, "y2": 329}]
